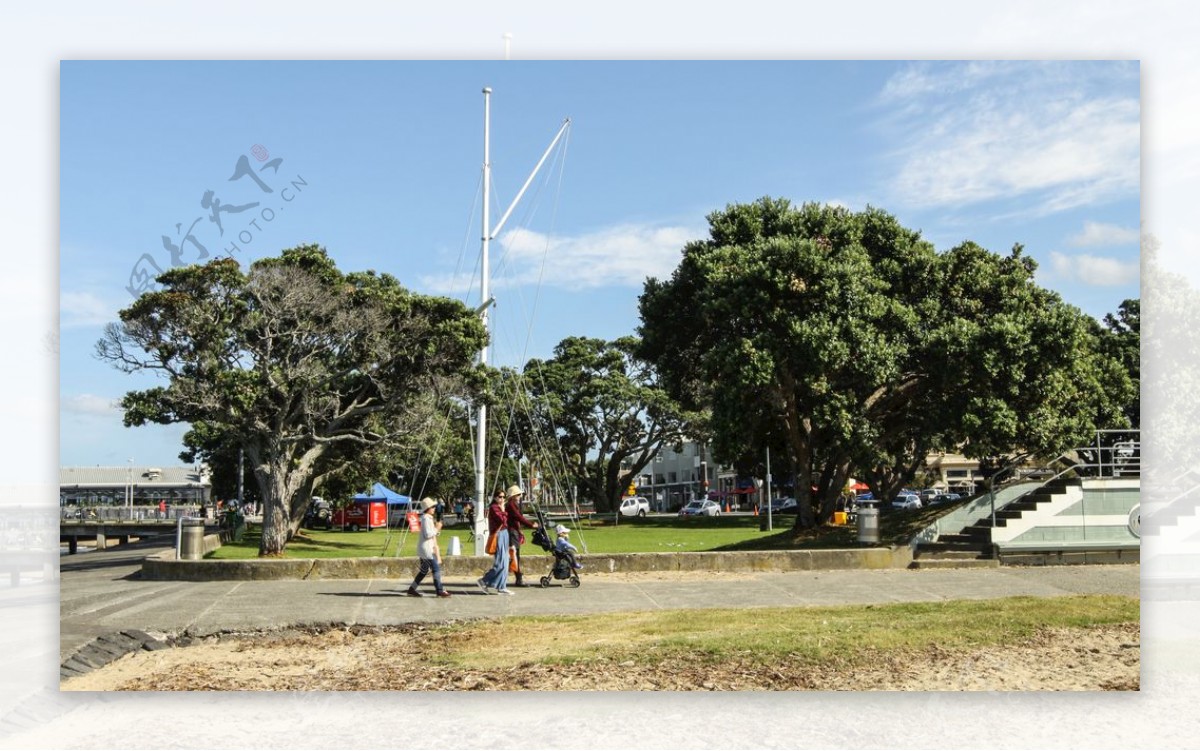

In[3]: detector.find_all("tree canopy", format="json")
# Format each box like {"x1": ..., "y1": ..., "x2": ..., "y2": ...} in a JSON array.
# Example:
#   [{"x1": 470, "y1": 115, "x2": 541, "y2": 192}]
[
  {"x1": 519, "y1": 336, "x2": 693, "y2": 512},
  {"x1": 97, "y1": 245, "x2": 487, "y2": 554},
  {"x1": 638, "y1": 198, "x2": 1135, "y2": 527}
]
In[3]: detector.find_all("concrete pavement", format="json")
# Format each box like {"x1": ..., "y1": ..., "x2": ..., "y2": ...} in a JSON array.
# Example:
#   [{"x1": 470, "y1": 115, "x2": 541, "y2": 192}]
[{"x1": 59, "y1": 537, "x2": 1141, "y2": 666}]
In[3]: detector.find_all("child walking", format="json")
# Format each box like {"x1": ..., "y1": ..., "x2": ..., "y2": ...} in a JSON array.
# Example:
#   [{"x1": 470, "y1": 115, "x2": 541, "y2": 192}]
[{"x1": 407, "y1": 497, "x2": 451, "y2": 598}]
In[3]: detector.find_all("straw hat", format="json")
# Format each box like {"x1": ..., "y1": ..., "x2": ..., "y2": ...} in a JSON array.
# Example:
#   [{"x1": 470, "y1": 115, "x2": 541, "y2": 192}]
[
  {"x1": 420, "y1": 497, "x2": 437, "y2": 511},
  {"x1": 506, "y1": 484, "x2": 524, "y2": 499}
]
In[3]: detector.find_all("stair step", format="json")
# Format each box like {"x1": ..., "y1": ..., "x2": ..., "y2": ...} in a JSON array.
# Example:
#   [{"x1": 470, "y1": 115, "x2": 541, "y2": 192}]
[
  {"x1": 937, "y1": 534, "x2": 976, "y2": 545},
  {"x1": 915, "y1": 549, "x2": 987, "y2": 560},
  {"x1": 909, "y1": 558, "x2": 999, "y2": 570},
  {"x1": 916, "y1": 541, "x2": 982, "y2": 553}
]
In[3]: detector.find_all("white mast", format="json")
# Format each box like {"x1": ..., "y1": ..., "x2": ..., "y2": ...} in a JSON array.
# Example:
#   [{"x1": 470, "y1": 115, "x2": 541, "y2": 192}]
[
  {"x1": 473, "y1": 87, "x2": 493, "y2": 554},
  {"x1": 472, "y1": 87, "x2": 570, "y2": 554}
]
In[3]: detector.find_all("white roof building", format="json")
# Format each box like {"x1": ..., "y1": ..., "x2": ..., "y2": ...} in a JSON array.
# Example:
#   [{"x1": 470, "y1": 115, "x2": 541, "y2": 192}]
[{"x1": 60, "y1": 465, "x2": 212, "y2": 505}]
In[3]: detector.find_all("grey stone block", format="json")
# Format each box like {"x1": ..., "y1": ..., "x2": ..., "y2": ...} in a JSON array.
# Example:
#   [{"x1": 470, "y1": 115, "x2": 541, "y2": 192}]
[{"x1": 120, "y1": 629, "x2": 155, "y2": 644}]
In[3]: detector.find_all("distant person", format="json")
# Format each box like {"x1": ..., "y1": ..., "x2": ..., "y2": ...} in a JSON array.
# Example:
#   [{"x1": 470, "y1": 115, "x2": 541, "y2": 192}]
[
  {"x1": 158, "y1": 500, "x2": 166, "y2": 519},
  {"x1": 454, "y1": 500, "x2": 463, "y2": 524},
  {"x1": 406, "y1": 498, "x2": 451, "y2": 598},
  {"x1": 504, "y1": 484, "x2": 539, "y2": 587},
  {"x1": 476, "y1": 489, "x2": 513, "y2": 595}
]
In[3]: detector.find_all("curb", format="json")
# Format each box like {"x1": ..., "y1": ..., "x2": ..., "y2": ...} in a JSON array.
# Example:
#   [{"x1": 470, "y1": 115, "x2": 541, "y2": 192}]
[{"x1": 140, "y1": 546, "x2": 913, "y2": 581}]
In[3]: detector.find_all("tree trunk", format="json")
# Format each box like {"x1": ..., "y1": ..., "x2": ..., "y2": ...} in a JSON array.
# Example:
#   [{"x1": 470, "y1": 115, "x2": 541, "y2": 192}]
[
  {"x1": 791, "y1": 434, "x2": 815, "y2": 529},
  {"x1": 816, "y1": 459, "x2": 850, "y2": 524},
  {"x1": 251, "y1": 445, "x2": 320, "y2": 556}
]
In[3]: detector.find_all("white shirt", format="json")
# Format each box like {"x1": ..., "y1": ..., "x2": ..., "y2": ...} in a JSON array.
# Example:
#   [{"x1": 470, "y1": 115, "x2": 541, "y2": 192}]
[{"x1": 418, "y1": 513, "x2": 439, "y2": 560}]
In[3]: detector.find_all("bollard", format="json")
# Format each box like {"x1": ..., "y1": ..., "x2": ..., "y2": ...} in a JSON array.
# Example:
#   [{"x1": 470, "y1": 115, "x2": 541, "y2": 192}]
[
  {"x1": 447, "y1": 536, "x2": 462, "y2": 557},
  {"x1": 856, "y1": 503, "x2": 880, "y2": 546}
]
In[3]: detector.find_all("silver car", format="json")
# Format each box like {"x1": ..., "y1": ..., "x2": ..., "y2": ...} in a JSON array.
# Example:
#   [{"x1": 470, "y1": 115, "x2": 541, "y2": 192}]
[{"x1": 679, "y1": 499, "x2": 722, "y2": 517}]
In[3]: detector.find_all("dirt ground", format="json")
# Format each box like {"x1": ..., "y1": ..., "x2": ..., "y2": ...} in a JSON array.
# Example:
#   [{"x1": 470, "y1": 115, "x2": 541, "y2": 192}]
[{"x1": 62, "y1": 621, "x2": 1139, "y2": 691}]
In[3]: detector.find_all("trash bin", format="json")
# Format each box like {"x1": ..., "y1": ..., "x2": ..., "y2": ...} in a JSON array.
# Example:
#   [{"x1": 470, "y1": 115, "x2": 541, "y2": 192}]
[
  {"x1": 180, "y1": 519, "x2": 206, "y2": 560},
  {"x1": 856, "y1": 503, "x2": 879, "y2": 545}
]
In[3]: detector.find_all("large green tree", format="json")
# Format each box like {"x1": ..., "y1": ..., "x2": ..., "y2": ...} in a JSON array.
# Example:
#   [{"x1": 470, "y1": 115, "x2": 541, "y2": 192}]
[
  {"x1": 97, "y1": 245, "x2": 486, "y2": 554},
  {"x1": 639, "y1": 198, "x2": 1134, "y2": 528},
  {"x1": 520, "y1": 336, "x2": 693, "y2": 512},
  {"x1": 1099, "y1": 298, "x2": 1140, "y2": 430}
]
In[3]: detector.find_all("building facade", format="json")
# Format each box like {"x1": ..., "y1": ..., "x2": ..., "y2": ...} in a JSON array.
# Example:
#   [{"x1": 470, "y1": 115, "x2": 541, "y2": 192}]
[{"x1": 60, "y1": 465, "x2": 212, "y2": 510}]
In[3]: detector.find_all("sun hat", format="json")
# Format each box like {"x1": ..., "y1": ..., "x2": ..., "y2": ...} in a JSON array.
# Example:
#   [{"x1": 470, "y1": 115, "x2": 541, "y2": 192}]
[
  {"x1": 506, "y1": 484, "x2": 525, "y2": 499},
  {"x1": 420, "y1": 497, "x2": 437, "y2": 511},
  {"x1": 555, "y1": 524, "x2": 570, "y2": 535}
]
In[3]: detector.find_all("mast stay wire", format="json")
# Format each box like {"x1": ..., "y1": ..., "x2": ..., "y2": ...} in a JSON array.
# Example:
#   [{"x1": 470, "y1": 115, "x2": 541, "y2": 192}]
[
  {"x1": 382, "y1": 170, "x2": 486, "y2": 555},
  {"x1": 484, "y1": 131, "x2": 592, "y2": 549}
]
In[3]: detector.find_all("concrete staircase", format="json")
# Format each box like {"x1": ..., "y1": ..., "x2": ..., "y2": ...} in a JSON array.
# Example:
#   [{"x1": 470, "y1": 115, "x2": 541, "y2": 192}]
[{"x1": 910, "y1": 478, "x2": 1084, "y2": 568}]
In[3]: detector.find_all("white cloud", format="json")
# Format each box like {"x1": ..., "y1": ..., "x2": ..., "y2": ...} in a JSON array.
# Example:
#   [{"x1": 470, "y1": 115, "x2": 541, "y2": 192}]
[
  {"x1": 420, "y1": 222, "x2": 702, "y2": 295},
  {"x1": 1049, "y1": 251, "x2": 1139, "y2": 286},
  {"x1": 880, "y1": 62, "x2": 1139, "y2": 215},
  {"x1": 1068, "y1": 221, "x2": 1140, "y2": 248},
  {"x1": 60, "y1": 290, "x2": 119, "y2": 328},
  {"x1": 62, "y1": 393, "x2": 120, "y2": 416}
]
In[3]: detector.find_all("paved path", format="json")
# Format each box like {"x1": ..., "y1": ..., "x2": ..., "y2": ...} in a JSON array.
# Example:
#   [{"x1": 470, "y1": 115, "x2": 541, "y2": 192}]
[{"x1": 59, "y1": 539, "x2": 1141, "y2": 662}]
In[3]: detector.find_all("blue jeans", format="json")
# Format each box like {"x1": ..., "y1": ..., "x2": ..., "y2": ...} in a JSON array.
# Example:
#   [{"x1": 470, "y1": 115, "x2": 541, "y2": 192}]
[
  {"x1": 410, "y1": 557, "x2": 445, "y2": 594},
  {"x1": 481, "y1": 528, "x2": 510, "y2": 591}
]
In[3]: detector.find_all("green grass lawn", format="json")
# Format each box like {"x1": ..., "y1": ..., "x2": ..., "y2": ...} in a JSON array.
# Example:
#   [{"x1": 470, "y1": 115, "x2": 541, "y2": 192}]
[{"x1": 209, "y1": 504, "x2": 944, "y2": 559}]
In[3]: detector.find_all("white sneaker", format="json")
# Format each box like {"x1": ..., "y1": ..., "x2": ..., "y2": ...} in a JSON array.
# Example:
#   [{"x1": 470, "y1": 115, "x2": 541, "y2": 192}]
[{"x1": 496, "y1": 588, "x2": 515, "y2": 596}]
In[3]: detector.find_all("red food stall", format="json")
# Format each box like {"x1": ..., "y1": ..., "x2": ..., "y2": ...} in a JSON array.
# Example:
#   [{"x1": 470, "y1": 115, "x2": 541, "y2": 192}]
[{"x1": 332, "y1": 500, "x2": 388, "y2": 531}]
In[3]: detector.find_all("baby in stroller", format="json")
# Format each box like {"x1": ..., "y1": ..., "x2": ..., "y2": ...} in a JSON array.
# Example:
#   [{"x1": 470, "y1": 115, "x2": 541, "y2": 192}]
[
  {"x1": 553, "y1": 525, "x2": 583, "y2": 570},
  {"x1": 530, "y1": 520, "x2": 583, "y2": 588}
]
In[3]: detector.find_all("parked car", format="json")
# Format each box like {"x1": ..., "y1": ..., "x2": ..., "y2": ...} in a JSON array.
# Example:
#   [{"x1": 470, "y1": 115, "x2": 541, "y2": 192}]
[
  {"x1": 619, "y1": 496, "x2": 650, "y2": 517},
  {"x1": 918, "y1": 489, "x2": 938, "y2": 504},
  {"x1": 770, "y1": 496, "x2": 797, "y2": 512},
  {"x1": 303, "y1": 498, "x2": 332, "y2": 530},
  {"x1": 890, "y1": 493, "x2": 922, "y2": 510},
  {"x1": 932, "y1": 492, "x2": 962, "y2": 505},
  {"x1": 679, "y1": 499, "x2": 722, "y2": 517}
]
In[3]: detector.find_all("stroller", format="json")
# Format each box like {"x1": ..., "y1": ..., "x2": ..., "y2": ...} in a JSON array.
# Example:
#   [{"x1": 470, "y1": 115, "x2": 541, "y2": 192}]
[{"x1": 530, "y1": 507, "x2": 582, "y2": 588}]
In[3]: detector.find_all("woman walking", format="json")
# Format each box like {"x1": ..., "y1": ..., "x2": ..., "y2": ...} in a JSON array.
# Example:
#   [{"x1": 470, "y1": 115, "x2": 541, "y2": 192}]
[
  {"x1": 504, "y1": 484, "x2": 539, "y2": 587},
  {"x1": 476, "y1": 489, "x2": 514, "y2": 595},
  {"x1": 406, "y1": 498, "x2": 451, "y2": 598}
]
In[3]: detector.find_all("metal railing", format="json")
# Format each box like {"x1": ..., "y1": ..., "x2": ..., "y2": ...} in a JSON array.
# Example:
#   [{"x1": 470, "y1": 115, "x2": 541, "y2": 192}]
[
  {"x1": 60, "y1": 505, "x2": 205, "y2": 522},
  {"x1": 982, "y1": 430, "x2": 1140, "y2": 529}
]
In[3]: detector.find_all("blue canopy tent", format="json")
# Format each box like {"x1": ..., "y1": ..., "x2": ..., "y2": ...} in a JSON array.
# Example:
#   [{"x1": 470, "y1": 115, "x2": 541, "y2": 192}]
[{"x1": 353, "y1": 483, "x2": 412, "y2": 508}]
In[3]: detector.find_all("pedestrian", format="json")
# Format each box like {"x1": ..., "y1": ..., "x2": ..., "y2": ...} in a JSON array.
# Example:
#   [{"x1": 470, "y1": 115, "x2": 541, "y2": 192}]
[
  {"x1": 476, "y1": 489, "x2": 513, "y2": 595},
  {"x1": 465, "y1": 501, "x2": 475, "y2": 528},
  {"x1": 454, "y1": 500, "x2": 463, "y2": 524},
  {"x1": 406, "y1": 498, "x2": 451, "y2": 598},
  {"x1": 158, "y1": 499, "x2": 166, "y2": 519},
  {"x1": 554, "y1": 524, "x2": 583, "y2": 570},
  {"x1": 504, "y1": 484, "x2": 539, "y2": 587}
]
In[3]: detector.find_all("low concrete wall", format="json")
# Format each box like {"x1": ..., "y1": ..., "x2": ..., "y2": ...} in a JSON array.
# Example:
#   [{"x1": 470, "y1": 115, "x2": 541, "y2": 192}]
[{"x1": 142, "y1": 545, "x2": 913, "y2": 581}]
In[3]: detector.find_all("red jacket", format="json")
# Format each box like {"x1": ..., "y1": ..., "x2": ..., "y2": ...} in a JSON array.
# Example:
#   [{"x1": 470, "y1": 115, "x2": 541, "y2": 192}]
[
  {"x1": 505, "y1": 499, "x2": 537, "y2": 538},
  {"x1": 487, "y1": 500, "x2": 508, "y2": 535}
]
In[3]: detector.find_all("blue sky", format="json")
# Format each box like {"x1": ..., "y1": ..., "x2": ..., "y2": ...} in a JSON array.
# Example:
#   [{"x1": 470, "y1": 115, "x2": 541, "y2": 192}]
[{"x1": 60, "y1": 60, "x2": 1141, "y2": 468}]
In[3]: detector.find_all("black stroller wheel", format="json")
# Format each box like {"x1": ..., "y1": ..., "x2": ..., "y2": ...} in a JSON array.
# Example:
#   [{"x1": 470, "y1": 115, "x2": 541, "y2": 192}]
[
  {"x1": 568, "y1": 575, "x2": 580, "y2": 588},
  {"x1": 540, "y1": 576, "x2": 551, "y2": 588}
]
